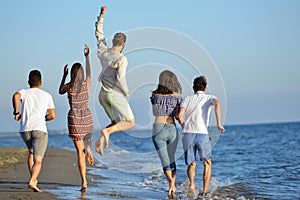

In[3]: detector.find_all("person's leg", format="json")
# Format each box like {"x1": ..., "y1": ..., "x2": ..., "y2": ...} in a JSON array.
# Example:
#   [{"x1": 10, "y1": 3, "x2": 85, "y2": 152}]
[
  {"x1": 28, "y1": 130, "x2": 48, "y2": 192},
  {"x1": 164, "y1": 170, "x2": 176, "y2": 199},
  {"x1": 101, "y1": 119, "x2": 135, "y2": 148},
  {"x1": 83, "y1": 133, "x2": 94, "y2": 165},
  {"x1": 98, "y1": 88, "x2": 118, "y2": 125},
  {"x1": 203, "y1": 159, "x2": 212, "y2": 195},
  {"x1": 95, "y1": 136, "x2": 105, "y2": 156},
  {"x1": 199, "y1": 134, "x2": 212, "y2": 195},
  {"x1": 28, "y1": 156, "x2": 43, "y2": 192},
  {"x1": 97, "y1": 89, "x2": 119, "y2": 152},
  {"x1": 152, "y1": 123, "x2": 176, "y2": 197},
  {"x1": 187, "y1": 161, "x2": 197, "y2": 194},
  {"x1": 20, "y1": 132, "x2": 34, "y2": 175},
  {"x1": 96, "y1": 115, "x2": 131, "y2": 155},
  {"x1": 27, "y1": 149, "x2": 34, "y2": 175},
  {"x1": 101, "y1": 91, "x2": 135, "y2": 148},
  {"x1": 166, "y1": 125, "x2": 178, "y2": 198},
  {"x1": 182, "y1": 133, "x2": 197, "y2": 197},
  {"x1": 73, "y1": 140, "x2": 88, "y2": 191}
]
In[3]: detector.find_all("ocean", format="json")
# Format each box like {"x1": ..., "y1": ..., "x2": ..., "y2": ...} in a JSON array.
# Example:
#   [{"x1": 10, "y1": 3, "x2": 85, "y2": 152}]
[{"x1": 1, "y1": 122, "x2": 299, "y2": 200}]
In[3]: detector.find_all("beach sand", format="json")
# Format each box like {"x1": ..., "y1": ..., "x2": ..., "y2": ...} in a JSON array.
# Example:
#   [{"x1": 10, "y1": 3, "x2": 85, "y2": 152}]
[{"x1": 0, "y1": 147, "x2": 84, "y2": 199}]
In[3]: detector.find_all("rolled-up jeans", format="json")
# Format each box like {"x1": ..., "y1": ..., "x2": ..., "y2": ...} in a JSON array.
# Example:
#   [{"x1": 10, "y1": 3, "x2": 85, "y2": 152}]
[{"x1": 152, "y1": 123, "x2": 178, "y2": 175}]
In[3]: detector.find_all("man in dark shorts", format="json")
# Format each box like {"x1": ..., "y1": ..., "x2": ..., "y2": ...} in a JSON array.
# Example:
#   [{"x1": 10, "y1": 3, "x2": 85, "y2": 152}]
[{"x1": 178, "y1": 76, "x2": 225, "y2": 197}]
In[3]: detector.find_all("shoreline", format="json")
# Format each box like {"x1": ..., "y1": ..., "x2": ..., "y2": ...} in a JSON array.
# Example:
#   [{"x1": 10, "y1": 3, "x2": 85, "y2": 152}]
[{"x1": 0, "y1": 147, "x2": 88, "y2": 199}]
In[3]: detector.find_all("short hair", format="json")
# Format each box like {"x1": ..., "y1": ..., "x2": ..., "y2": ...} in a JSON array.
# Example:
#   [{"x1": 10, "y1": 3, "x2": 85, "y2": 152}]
[
  {"x1": 112, "y1": 32, "x2": 126, "y2": 46},
  {"x1": 193, "y1": 76, "x2": 207, "y2": 93},
  {"x1": 28, "y1": 70, "x2": 42, "y2": 87}
]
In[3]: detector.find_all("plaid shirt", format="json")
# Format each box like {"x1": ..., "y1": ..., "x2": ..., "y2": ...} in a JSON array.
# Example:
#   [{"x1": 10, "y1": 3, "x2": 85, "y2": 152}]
[{"x1": 151, "y1": 95, "x2": 182, "y2": 117}]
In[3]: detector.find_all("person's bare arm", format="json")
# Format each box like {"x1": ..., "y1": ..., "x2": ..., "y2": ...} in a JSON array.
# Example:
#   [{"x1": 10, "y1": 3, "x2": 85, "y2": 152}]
[
  {"x1": 152, "y1": 104, "x2": 155, "y2": 115},
  {"x1": 59, "y1": 64, "x2": 69, "y2": 95},
  {"x1": 84, "y1": 44, "x2": 91, "y2": 92},
  {"x1": 212, "y1": 98, "x2": 225, "y2": 132},
  {"x1": 100, "y1": 6, "x2": 106, "y2": 18},
  {"x1": 175, "y1": 105, "x2": 180, "y2": 121},
  {"x1": 45, "y1": 108, "x2": 56, "y2": 121},
  {"x1": 175, "y1": 95, "x2": 182, "y2": 121},
  {"x1": 12, "y1": 92, "x2": 21, "y2": 121},
  {"x1": 178, "y1": 107, "x2": 186, "y2": 129}
]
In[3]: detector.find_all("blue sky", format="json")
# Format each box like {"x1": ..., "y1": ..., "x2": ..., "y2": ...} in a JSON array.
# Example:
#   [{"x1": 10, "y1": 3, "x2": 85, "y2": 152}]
[{"x1": 1, "y1": 0, "x2": 299, "y2": 132}]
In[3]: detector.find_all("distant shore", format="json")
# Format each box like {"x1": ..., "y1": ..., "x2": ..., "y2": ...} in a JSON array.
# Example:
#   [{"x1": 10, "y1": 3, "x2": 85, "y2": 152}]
[{"x1": 0, "y1": 147, "x2": 84, "y2": 199}]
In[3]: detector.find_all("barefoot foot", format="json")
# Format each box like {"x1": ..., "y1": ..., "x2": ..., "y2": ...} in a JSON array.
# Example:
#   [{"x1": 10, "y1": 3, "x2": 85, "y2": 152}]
[
  {"x1": 101, "y1": 128, "x2": 110, "y2": 148},
  {"x1": 95, "y1": 137, "x2": 104, "y2": 156},
  {"x1": 187, "y1": 184, "x2": 195, "y2": 198},
  {"x1": 28, "y1": 180, "x2": 42, "y2": 192},
  {"x1": 87, "y1": 151, "x2": 94, "y2": 165},
  {"x1": 199, "y1": 192, "x2": 208, "y2": 199},
  {"x1": 168, "y1": 187, "x2": 176, "y2": 199},
  {"x1": 80, "y1": 186, "x2": 87, "y2": 192}
]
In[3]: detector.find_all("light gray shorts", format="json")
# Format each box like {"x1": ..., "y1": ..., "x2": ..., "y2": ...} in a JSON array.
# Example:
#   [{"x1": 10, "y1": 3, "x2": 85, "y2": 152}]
[
  {"x1": 20, "y1": 130, "x2": 48, "y2": 158},
  {"x1": 99, "y1": 88, "x2": 135, "y2": 121}
]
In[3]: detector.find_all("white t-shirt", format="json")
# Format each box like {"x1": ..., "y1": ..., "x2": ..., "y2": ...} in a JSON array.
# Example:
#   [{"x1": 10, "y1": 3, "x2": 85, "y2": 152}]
[
  {"x1": 180, "y1": 91, "x2": 217, "y2": 134},
  {"x1": 18, "y1": 88, "x2": 55, "y2": 133}
]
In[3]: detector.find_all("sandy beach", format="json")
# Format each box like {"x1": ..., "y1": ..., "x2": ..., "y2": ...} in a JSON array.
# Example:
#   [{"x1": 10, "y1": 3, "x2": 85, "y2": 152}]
[{"x1": 0, "y1": 147, "x2": 85, "y2": 199}]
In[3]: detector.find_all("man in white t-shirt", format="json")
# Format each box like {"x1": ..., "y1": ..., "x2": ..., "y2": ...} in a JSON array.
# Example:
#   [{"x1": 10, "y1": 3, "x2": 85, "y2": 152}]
[
  {"x1": 12, "y1": 70, "x2": 56, "y2": 192},
  {"x1": 178, "y1": 76, "x2": 225, "y2": 197}
]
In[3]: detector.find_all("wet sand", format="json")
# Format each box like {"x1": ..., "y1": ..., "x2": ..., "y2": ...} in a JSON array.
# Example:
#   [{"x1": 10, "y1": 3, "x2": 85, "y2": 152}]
[{"x1": 0, "y1": 147, "x2": 82, "y2": 199}]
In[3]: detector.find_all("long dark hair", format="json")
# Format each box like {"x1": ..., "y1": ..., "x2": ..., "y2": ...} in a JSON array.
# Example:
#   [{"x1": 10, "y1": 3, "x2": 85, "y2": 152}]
[
  {"x1": 152, "y1": 70, "x2": 182, "y2": 95},
  {"x1": 69, "y1": 63, "x2": 84, "y2": 95}
]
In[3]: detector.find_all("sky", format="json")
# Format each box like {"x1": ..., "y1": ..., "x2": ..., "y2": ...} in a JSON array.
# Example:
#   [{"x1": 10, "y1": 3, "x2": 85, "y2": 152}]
[{"x1": 1, "y1": 0, "x2": 299, "y2": 132}]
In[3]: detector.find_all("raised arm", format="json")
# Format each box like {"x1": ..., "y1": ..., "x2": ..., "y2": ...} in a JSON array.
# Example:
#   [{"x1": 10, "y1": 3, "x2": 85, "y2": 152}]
[
  {"x1": 212, "y1": 98, "x2": 225, "y2": 132},
  {"x1": 84, "y1": 44, "x2": 91, "y2": 92},
  {"x1": 100, "y1": 6, "x2": 106, "y2": 19},
  {"x1": 59, "y1": 64, "x2": 69, "y2": 95},
  {"x1": 95, "y1": 6, "x2": 108, "y2": 52}
]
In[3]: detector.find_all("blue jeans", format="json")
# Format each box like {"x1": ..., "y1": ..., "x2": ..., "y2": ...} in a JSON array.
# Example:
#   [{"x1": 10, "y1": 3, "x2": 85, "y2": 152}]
[{"x1": 152, "y1": 123, "x2": 178, "y2": 174}]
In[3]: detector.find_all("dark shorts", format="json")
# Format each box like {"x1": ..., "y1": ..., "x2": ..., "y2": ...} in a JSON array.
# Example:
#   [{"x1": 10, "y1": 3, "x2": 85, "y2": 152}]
[
  {"x1": 182, "y1": 133, "x2": 212, "y2": 165},
  {"x1": 20, "y1": 130, "x2": 48, "y2": 158}
]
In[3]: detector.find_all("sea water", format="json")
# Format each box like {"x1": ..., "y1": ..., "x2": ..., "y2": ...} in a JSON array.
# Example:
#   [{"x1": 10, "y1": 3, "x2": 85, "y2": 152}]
[{"x1": 1, "y1": 122, "x2": 299, "y2": 199}]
